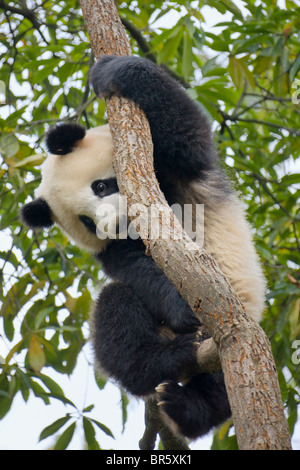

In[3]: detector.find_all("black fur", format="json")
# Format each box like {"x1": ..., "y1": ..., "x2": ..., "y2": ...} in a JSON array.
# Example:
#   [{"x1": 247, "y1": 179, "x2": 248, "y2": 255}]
[
  {"x1": 91, "y1": 178, "x2": 119, "y2": 198},
  {"x1": 156, "y1": 373, "x2": 231, "y2": 439},
  {"x1": 89, "y1": 56, "x2": 231, "y2": 438},
  {"x1": 93, "y1": 276, "x2": 231, "y2": 437},
  {"x1": 93, "y1": 281, "x2": 199, "y2": 396},
  {"x1": 90, "y1": 56, "x2": 217, "y2": 190},
  {"x1": 45, "y1": 122, "x2": 86, "y2": 155},
  {"x1": 21, "y1": 197, "x2": 53, "y2": 228},
  {"x1": 97, "y1": 239, "x2": 200, "y2": 334},
  {"x1": 78, "y1": 215, "x2": 97, "y2": 234}
]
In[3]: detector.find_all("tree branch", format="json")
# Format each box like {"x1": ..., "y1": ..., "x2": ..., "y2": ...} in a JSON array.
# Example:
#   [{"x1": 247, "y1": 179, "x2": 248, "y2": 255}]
[
  {"x1": 79, "y1": 0, "x2": 292, "y2": 450},
  {"x1": 220, "y1": 110, "x2": 300, "y2": 136},
  {"x1": 139, "y1": 396, "x2": 190, "y2": 450}
]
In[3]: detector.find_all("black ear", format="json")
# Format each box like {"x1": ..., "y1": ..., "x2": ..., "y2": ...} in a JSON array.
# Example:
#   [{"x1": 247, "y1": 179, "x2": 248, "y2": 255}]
[
  {"x1": 21, "y1": 198, "x2": 53, "y2": 229},
  {"x1": 45, "y1": 122, "x2": 86, "y2": 155}
]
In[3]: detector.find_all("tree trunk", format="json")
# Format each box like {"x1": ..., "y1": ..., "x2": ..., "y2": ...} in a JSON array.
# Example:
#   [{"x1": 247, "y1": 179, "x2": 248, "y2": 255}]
[{"x1": 79, "y1": 0, "x2": 292, "y2": 450}]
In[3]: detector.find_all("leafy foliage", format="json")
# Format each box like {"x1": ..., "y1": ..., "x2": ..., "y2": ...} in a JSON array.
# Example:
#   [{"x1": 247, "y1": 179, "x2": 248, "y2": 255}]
[{"x1": 0, "y1": 0, "x2": 299, "y2": 449}]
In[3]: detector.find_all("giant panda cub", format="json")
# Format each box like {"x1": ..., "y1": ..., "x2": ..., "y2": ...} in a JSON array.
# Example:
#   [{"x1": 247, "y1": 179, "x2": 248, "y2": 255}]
[{"x1": 21, "y1": 56, "x2": 266, "y2": 440}]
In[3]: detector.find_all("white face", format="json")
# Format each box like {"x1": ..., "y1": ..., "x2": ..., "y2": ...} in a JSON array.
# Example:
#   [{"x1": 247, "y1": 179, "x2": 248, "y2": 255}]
[{"x1": 36, "y1": 125, "x2": 124, "y2": 253}]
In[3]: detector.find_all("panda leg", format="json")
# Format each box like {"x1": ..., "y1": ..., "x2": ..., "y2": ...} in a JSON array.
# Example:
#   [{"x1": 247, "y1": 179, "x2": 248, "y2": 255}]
[
  {"x1": 156, "y1": 371, "x2": 231, "y2": 439},
  {"x1": 91, "y1": 281, "x2": 199, "y2": 397}
]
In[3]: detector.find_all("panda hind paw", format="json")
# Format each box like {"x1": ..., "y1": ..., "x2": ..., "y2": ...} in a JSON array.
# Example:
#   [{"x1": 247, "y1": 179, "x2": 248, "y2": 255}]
[
  {"x1": 156, "y1": 380, "x2": 209, "y2": 439},
  {"x1": 156, "y1": 380, "x2": 184, "y2": 414}
]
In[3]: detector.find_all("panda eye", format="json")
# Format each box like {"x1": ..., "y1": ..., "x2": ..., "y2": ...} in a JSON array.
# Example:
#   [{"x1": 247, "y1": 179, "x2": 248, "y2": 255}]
[{"x1": 96, "y1": 182, "x2": 106, "y2": 194}]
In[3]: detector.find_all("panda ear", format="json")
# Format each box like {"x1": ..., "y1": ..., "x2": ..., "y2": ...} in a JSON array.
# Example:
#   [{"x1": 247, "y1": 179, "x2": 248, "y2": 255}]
[
  {"x1": 45, "y1": 122, "x2": 86, "y2": 155},
  {"x1": 21, "y1": 198, "x2": 53, "y2": 229}
]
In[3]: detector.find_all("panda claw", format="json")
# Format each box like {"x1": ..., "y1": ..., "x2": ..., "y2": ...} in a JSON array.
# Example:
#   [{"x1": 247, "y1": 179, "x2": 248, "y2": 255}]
[
  {"x1": 155, "y1": 383, "x2": 168, "y2": 393},
  {"x1": 156, "y1": 401, "x2": 166, "y2": 407}
]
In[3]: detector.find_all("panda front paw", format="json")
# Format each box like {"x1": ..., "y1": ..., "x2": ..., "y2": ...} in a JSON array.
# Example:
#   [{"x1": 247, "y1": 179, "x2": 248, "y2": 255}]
[
  {"x1": 90, "y1": 55, "x2": 120, "y2": 98},
  {"x1": 167, "y1": 307, "x2": 201, "y2": 334},
  {"x1": 167, "y1": 333, "x2": 199, "y2": 372},
  {"x1": 90, "y1": 55, "x2": 156, "y2": 102},
  {"x1": 90, "y1": 56, "x2": 117, "y2": 97}
]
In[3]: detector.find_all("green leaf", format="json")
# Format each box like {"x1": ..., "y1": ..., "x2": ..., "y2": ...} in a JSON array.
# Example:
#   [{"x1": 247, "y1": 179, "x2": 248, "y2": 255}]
[
  {"x1": 158, "y1": 26, "x2": 183, "y2": 62},
  {"x1": 239, "y1": 58, "x2": 256, "y2": 89},
  {"x1": 290, "y1": 51, "x2": 300, "y2": 82},
  {"x1": 280, "y1": 173, "x2": 300, "y2": 186},
  {"x1": 29, "y1": 379, "x2": 50, "y2": 405},
  {"x1": 90, "y1": 418, "x2": 115, "y2": 439},
  {"x1": 42, "y1": 392, "x2": 77, "y2": 408},
  {"x1": 28, "y1": 335, "x2": 46, "y2": 373},
  {"x1": 228, "y1": 55, "x2": 255, "y2": 89},
  {"x1": 289, "y1": 298, "x2": 300, "y2": 340},
  {"x1": 5, "y1": 339, "x2": 24, "y2": 365},
  {"x1": 54, "y1": 422, "x2": 76, "y2": 450},
  {"x1": 0, "y1": 134, "x2": 20, "y2": 158},
  {"x1": 206, "y1": 0, "x2": 226, "y2": 14},
  {"x1": 38, "y1": 373, "x2": 65, "y2": 397},
  {"x1": 39, "y1": 416, "x2": 71, "y2": 442},
  {"x1": 120, "y1": 390, "x2": 129, "y2": 433},
  {"x1": 232, "y1": 35, "x2": 262, "y2": 55},
  {"x1": 94, "y1": 373, "x2": 107, "y2": 390},
  {"x1": 0, "y1": 375, "x2": 17, "y2": 419},
  {"x1": 220, "y1": 0, "x2": 243, "y2": 20},
  {"x1": 273, "y1": 56, "x2": 289, "y2": 96},
  {"x1": 206, "y1": 33, "x2": 230, "y2": 52},
  {"x1": 34, "y1": 306, "x2": 54, "y2": 330},
  {"x1": 254, "y1": 55, "x2": 274, "y2": 75},
  {"x1": 0, "y1": 80, "x2": 5, "y2": 103},
  {"x1": 228, "y1": 55, "x2": 244, "y2": 89},
  {"x1": 12, "y1": 154, "x2": 45, "y2": 169},
  {"x1": 83, "y1": 417, "x2": 100, "y2": 450},
  {"x1": 182, "y1": 31, "x2": 193, "y2": 80},
  {"x1": 83, "y1": 404, "x2": 94, "y2": 413},
  {"x1": 3, "y1": 317, "x2": 15, "y2": 342}
]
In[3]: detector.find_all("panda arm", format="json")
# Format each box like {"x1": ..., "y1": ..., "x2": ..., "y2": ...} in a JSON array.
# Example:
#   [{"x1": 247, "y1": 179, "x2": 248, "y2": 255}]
[
  {"x1": 90, "y1": 56, "x2": 216, "y2": 180},
  {"x1": 97, "y1": 240, "x2": 200, "y2": 334}
]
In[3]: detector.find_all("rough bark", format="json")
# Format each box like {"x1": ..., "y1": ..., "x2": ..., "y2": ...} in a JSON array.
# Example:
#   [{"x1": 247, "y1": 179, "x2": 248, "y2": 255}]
[{"x1": 79, "y1": 0, "x2": 292, "y2": 450}]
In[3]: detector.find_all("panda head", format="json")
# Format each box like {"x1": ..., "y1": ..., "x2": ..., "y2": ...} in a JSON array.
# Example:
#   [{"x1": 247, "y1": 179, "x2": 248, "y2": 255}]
[{"x1": 21, "y1": 122, "x2": 125, "y2": 253}]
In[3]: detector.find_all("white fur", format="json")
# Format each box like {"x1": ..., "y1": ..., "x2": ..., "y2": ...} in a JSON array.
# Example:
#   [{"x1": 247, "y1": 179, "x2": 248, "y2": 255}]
[
  {"x1": 37, "y1": 125, "x2": 115, "y2": 252},
  {"x1": 200, "y1": 193, "x2": 265, "y2": 322},
  {"x1": 36, "y1": 124, "x2": 266, "y2": 322}
]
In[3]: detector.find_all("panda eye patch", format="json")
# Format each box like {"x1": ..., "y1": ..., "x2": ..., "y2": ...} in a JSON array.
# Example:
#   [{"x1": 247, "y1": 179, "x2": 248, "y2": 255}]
[
  {"x1": 91, "y1": 178, "x2": 119, "y2": 198},
  {"x1": 78, "y1": 215, "x2": 97, "y2": 234}
]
